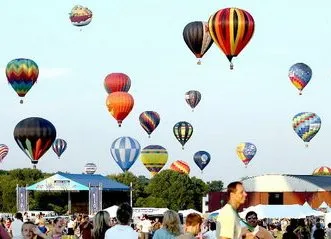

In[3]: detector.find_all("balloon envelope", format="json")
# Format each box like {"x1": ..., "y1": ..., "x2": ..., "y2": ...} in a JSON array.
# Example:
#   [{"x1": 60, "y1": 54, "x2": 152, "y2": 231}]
[
  {"x1": 84, "y1": 163, "x2": 97, "y2": 174},
  {"x1": 0, "y1": 144, "x2": 9, "y2": 163},
  {"x1": 236, "y1": 142, "x2": 257, "y2": 166},
  {"x1": 312, "y1": 166, "x2": 331, "y2": 176},
  {"x1": 52, "y1": 138, "x2": 67, "y2": 158},
  {"x1": 110, "y1": 136, "x2": 141, "y2": 172},
  {"x1": 292, "y1": 112, "x2": 321, "y2": 143},
  {"x1": 169, "y1": 160, "x2": 190, "y2": 174},
  {"x1": 106, "y1": 92, "x2": 134, "y2": 126},
  {"x1": 6, "y1": 58, "x2": 39, "y2": 103},
  {"x1": 288, "y1": 63, "x2": 312, "y2": 94},
  {"x1": 140, "y1": 145, "x2": 168, "y2": 176},
  {"x1": 193, "y1": 151, "x2": 211, "y2": 171},
  {"x1": 185, "y1": 90, "x2": 201, "y2": 110},
  {"x1": 104, "y1": 73, "x2": 131, "y2": 94},
  {"x1": 69, "y1": 5, "x2": 92, "y2": 27},
  {"x1": 173, "y1": 121, "x2": 193, "y2": 149},
  {"x1": 13, "y1": 117, "x2": 56, "y2": 166},
  {"x1": 139, "y1": 111, "x2": 160, "y2": 137}
]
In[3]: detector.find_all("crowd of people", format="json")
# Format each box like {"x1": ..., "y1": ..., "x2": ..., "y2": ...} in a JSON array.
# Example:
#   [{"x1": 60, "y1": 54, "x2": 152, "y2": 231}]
[{"x1": 0, "y1": 181, "x2": 330, "y2": 238}]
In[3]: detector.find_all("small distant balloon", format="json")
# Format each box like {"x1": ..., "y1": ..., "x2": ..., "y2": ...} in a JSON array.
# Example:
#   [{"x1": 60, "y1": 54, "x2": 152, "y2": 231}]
[
  {"x1": 236, "y1": 142, "x2": 257, "y2": 167},
  {"x1": 289, "y1": 63, "x2": 312, "y2": 95},
  {"x1": 69, "y1": 5, "x2": 93, "y2": 27},
  {"x1": 169, "y1": 160, "x2": 190, "y2": 175},
  {"x1": 52, "y1": 138, "x2": 67, "y2": 159},
  {"x1": 139, "y1": 111, "x2": 160, "y2": 137},
  {"x1": 140, "y1": 145, "x2": 168, "y2": 176},
  {"x1": 84, "y1": 163, "x2": 97, "y2": 174},
  {"x1": 173, "y1": 121, "x2": 193, "y2": 149},
  {"x1": 312, "y1": 166, "x2": 331, "y2": 176},
  {"x1": 106, "y1": 92, "x2": 134, "y2": 127},
  {"x1": 185, "y1": 90, "x2": 201, "y2": 111},
  {"x1": 0, "y1": 144, "x2": 9, "y2": 163},
  {"x1": 193, "y1": 151, "x2": 211, "y2": 172},
  {"x1": 292, "y1": 112, "x2": 321, "y2": 145},
  {"x1": 104, "y1": 73, "x2": 131, "y2": 94}
]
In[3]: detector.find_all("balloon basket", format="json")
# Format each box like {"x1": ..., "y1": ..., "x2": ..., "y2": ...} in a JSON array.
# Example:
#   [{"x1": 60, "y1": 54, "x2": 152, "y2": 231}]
[
  {"x1": 299, "y1": 92, "x2": 302, "y2": 95},
  {"x1": 182, "y1": 146, "x2": 184, "y2": 150},
  {"x1": 148, "y1": 135, "x2": 151, "y2": 138},
  {"x1": 305, "y1": 144, "x2": 309, "y2": 148},
  {"x1": 230, "y1": 63, "x2": 234, "y2": 70},
  {"x1": 20, "y1": 99, "x2": 23, "y2": 104},
  {"x1": 197, "y1": 60, "x2": 201, "y2": 65},
  {"x1": 33, "y1": 165, "x2": 36, "y2": 169}
]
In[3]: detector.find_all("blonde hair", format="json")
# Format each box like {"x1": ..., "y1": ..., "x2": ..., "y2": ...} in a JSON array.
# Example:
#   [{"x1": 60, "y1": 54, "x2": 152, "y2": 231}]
[
  {"x1": 162, "y1": 210, "x2": 181, "y2": 236},
  {"x1": 92, "y1": 210, "x2": 111, "y2": 239}
]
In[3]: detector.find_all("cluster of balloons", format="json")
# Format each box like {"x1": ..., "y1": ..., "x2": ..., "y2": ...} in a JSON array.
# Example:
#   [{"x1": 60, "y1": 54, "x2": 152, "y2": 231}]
[
  {"x1": 183, "y1": 8, "x2": 255, "y2": 69},
  {"x1": 105, "y1": 73, "x2": 134, "y2": 127}
]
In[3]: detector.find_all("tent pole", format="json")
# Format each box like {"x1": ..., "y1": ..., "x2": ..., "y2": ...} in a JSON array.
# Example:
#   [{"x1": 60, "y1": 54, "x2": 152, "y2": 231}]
[
  {"x1": 68, "y1": 191, "x2": 71, "y2": 214},
  {"x1": 130, "y1": 182, "x2": 133, "y2": 207}
]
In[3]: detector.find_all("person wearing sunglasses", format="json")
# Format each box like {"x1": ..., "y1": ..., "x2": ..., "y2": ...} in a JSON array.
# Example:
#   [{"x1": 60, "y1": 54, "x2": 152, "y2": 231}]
[{"x1": 241, "y1": 211, "x2": 273, "y2": 239}]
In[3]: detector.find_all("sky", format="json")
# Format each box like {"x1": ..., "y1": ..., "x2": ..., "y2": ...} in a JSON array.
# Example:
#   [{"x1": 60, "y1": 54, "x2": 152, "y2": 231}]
[{"x1": 1, "y1": 0, "x2": 331, "y2": 185}]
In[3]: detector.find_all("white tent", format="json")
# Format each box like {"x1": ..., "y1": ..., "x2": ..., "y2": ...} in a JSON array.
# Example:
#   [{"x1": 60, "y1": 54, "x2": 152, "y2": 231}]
[
  {"x1": 318, "y1": 201, "x2": 329, "y2": 208},
  {"x1": 103, "y1": 205, "x2": 119, "y2": 217},
  {"x1": 239, "y1": 204, "x2": 324, "y2": 219},
  {"x1": 178, "y1": 209, "x2": 202, "y2": 217}
]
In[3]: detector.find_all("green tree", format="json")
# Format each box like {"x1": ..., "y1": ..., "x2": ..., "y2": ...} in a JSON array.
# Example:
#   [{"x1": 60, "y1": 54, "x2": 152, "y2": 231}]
[
  {"x1": 207, "y1": 180, "x2": 224, "y2": 192},
  {"x1": 144, "y1": 170, "x2": 195, "y2": 211},
  {"x1": 190, "y1": 177, "x2": 209, "y2": 211}
]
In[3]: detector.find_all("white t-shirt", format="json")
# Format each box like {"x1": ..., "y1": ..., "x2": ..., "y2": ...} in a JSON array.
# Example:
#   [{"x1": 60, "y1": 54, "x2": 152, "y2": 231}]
[
  {"x1": 138, "y1": 219, "x2": 152, "y2": 233},
  {"x1": 105, "y1": 224, "x2": 138, "y2": 239},
  {"x1": 10, "y1": 219, "x2": 23, "y2": 239},
  {"x1": 216, "y1": 204, "x2": 241, "y2": 239}
]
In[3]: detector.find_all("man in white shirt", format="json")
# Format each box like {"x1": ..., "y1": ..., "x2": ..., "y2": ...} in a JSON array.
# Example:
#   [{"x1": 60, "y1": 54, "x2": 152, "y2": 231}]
[
  {"x1": 137, "y1": 215, "x2": 152, "y2": 239},
  {"x1": 10, "y1": 212, "x2": 24, "y2": 239},
  {"x1": 216, "y1": 181, "x2": 255, "y2": 239},
  {"x1": 105, "y1": 203, "x2": 138, "y2": 239}
]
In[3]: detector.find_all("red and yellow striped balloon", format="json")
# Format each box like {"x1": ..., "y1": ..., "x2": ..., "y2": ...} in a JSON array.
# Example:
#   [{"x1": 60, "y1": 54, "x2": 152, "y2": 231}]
[
  {"x1": 106, "y1": 92, "x2": 134, "y2": 127},
  {"x1": 169, "y1": 160, "x2": 190, "y2": 175},
  {"x1": 312, "y1": 166, "x2": 331, "y2": 176},
  {"x1": 208, "y1": 8, "x2": 255, "y2": 69}
]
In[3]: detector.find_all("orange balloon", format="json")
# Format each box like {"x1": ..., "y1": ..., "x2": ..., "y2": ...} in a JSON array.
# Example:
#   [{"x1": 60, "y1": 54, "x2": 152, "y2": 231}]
[
  {"x1": 106, "y1": 92, "x2": 134, "y2": 127},
  {"x1": 169, "y1": 160, "x2": 190, "y2": 174}
]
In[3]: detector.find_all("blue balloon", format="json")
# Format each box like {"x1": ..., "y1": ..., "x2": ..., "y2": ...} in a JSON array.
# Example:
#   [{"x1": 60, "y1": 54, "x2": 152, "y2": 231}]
[
  {"x1": 110, "y1": 136, "x2": 141, "y2": 172},
  {"x1": 193, "y1": 151, "x2": 211, "y2": 171}
]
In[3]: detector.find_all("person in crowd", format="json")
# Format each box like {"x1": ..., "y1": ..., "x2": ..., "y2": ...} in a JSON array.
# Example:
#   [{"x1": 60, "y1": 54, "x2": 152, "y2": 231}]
[
  {"x1": 203, "y1": 221, "x2": 217, "y2": 239},
  {"x1": 48, "y1": 217, "x2": 66, "y2": 239},
  {"x1": 23, "y1": 212, "x2": 29, "y2": 223},
  {"x1": 79, "y1": 214, "x2": 93, "y2": 239},
  {"x1": 74, "y1": 214, "x2": 83, "y2": 238},
  {"x1": 105, "y1": 202, "x2": 138, "y2": 239},
  {"x1": 326, "y1": 223, "x2": 331, "y2": 239},
  {"x1": 177, "y1": 213, "x2": 202, "y2": 239},
  {"x1": 293, "y1": 218, "x2": 310, "y2": 239},
  {"x1": 312, "y1": 223, "x2": 324, "y2": 239},
  {"x1": 92, "y1": 210, "x2": 111, "y2": 239},
  {"x1": 151, "y1": 218, "x2": 162, "y2": 233},
  {"x1": 137, "y1": 214, "x2": 152, "y2": 239},
  {"x1": 152, "y1": 210, "x2": 181, "y2": 239},
  {"x1": 67, "y1": 216, "x2": 76, "y2": 236},
  {"x1": 11, "y1": 212, "x2": 24, "y2": 239},
  {"x1": 36, "y1": 218, "x2": 49, "y2": 239},
  {"x1": 241, "y1": 211, "x2": 273, "y2": 239},
  {"x1": 5, "y1": 217, "x2": 12, "y2": 235},
  {"x1": 282, "y1": 225, "x2": 297, "y2": 239},
  {"x1": 216, "y1": 181, "x2": 255, "y2": 239},
  {"x1": 311, "y1": 218, "x2": 322, "y2": 239},
  {"x1": 0, "y1": 220, "x2": 11, "y2": 239},
  {"x1": 21, "y1": 221, "x2": 49, "y2": 239}
]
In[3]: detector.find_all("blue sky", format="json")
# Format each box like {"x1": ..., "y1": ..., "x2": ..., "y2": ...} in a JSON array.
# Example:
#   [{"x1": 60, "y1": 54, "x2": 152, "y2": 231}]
[{"x1": 1, "y1": 0, "x2": 330, "y2": 185}]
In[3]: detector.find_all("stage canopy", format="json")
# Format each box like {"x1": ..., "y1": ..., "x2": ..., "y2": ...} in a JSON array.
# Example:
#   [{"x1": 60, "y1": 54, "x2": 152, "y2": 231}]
[{"x1": 26, "y1": 172, "x2": 130, "y2": 191}]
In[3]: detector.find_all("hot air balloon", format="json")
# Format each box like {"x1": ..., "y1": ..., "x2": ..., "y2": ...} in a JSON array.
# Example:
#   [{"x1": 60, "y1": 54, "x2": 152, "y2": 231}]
[
  {"x1": 140, "y1": 145, "x2": 168, "y2": 176},
  {"x1": 288, "y1": 63, "x2": 312, "y2": 95},
  {"x1": 106, "y1": 92, "x2": 134, "y2": 127},
  {"x1": 110, "y1": 136, "x2": 140, "y2": 172},
  {"x1": 173, "y1": 121, "x2": 193, "y2": 149},
  {"x1": 104, "y1": 73, "x2": 131, "y2": 94},
  {"x1": 312, "y1": 166, "x2": 331, "y2": 176},
  {"x1": 52, "y1": 138, "x2": 67, "y2": 159},
  {"x1": 13, "y1": 117, "x2": 57, "y2": 169},
  {"x1": 292, "y1": 112, "x2": 321, "y2": 146},
  {"x1": 236, "y1": 142, "x2": 257, "y2": 167},
  {"x1": 183, "y1": 21, "x2": 213, "y2": 65},
  {"x1": 69, "y1": 5, "x2": 92, "y2": 27},
  {"x1": 84, "y1": 163, "x2": 97, "y2": 174},
  {"x1": 170, "y1": 160, "x2": 190, "y2": 174},
  {"x1": 6, "y1": 58, "x2": 39, "y2": 104},
  {"x1": 185, "y1": 90, "x2": 201, "y2": 111},
  {"x1": 139, "y1": 111, "x2": 160, "y2": 137},
  {"x1": 208, "y1": 8, "x2": 255, "y2": 70},
  {"x1": 0, "y1": 144, "x2": 9, "y2": 163},
  {"x1": 193, "y1": 151, "x2": 211, "y2": 172}
]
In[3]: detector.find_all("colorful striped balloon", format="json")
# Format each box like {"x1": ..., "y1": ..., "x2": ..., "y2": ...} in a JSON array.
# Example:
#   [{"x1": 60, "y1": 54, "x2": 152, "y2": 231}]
[
  {"x1": 288, "y1": 63, "x2": 312, "y2": 95},
  {"x1": 183, "y1": 21, "x2": 213, "y2": 64},
  {"x1": 236, "y1": 142, "x2": 257, "y2": 167},
  {"x1": 106, "y1": 92, "x2": 134, "y2": 127},
  {"x1": 140, "y1": 145, "x2": 168, "y2": 176},
  {"x1": 110, "y1": 136, "x2": 141, "y2": 172},
  {"x1": 52, "y1": 138, "x2": 67, "y2": 159},
  {"x1": 208, "y1": 8, "x2": 255, "y2": 69},
  {"x1": 84, "y1": 163, "x2": 97, "y2": 174},
  {"x1": 104, "y1": 73, "x2": 131, "y2": 94},
  {"x1": 139, "y1": 111, "x2": 160, "y2": 137},
  {"x1": 170, "y1": 160, "x2": 190, "y2": 175},
  {"x1": 312, "y1": 166, "x2": 331, "y2": 176},
  {"x1": 292, "y1": 112, "x2": 321, "y2": 144},
  {"x1": 0, "y1": 144, "x2": 9, "y2": 163},
  {"x1": 6, "y1": 58, "x2": 39, "y2": 104},
  {"x1": 173, "y1": 121, "x2": 193, "y2": 149},
  {"x1": 185, "y1": 90, "x2": 201, "y2": 111}
]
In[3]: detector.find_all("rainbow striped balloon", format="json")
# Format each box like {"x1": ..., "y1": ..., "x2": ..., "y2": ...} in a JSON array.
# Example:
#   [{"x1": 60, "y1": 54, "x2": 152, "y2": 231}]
[
  {"x1": 292, "y1": 112, "x2": 321, "y2": 143},
  {"x1": 289, "y1": 63, "x2": 312, "y2": 95},
  {"x1": 312, "y1": 166, "x2": 331, "y2": 175},
  {"x1": 169, "y1": 160, "x2": 190, "y2": 175},
  {"x1": 0, "y1": 144, "x2": 9, "y2": 163},
  {"x1": 6, "y1": 58, "x2": 39, "y2": 103}
]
